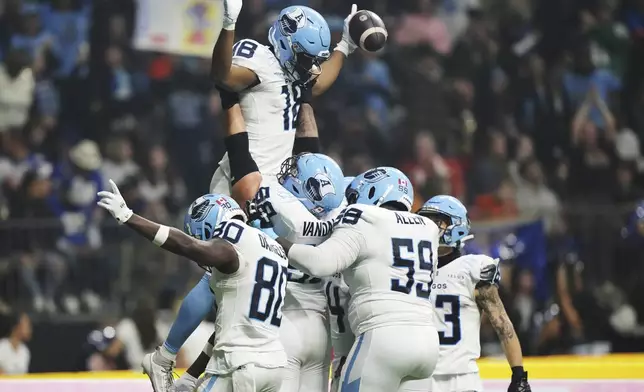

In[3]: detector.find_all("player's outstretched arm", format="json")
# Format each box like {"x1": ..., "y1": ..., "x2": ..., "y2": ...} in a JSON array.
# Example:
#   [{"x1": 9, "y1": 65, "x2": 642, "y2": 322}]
[
  {"x1": 210, "y1": 0, "x2": 257, "y2": 91},
  {"x1": 97, "y1": 180, "x2": 239, "y2": 274},
  {"x1": 312, "y1": 4, "x2": 358, "y2": 97},
  {"x1": 475, "y1": 284, "x2": 531, "y2": 391},
  {"x1": 276, "y1": 223, "x2": 364, "y2": 277}
]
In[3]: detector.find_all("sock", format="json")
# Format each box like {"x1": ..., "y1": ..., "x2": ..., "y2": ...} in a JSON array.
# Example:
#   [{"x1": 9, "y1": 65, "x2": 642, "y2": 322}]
[{"x1": 162, "y1": 273, "x2": 214, "y2": 357}]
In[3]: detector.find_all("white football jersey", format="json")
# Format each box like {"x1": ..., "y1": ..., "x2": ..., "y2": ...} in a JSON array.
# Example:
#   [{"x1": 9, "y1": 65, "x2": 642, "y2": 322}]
[
  {"x1": 253, "y1": 177, "x2": 346, "y2": 313},
  {"x1": 430, "y1": 253, "x2": 499, "y2": 376},
  {"x1": 217, "y1": 39, "x2": 302, "y2": 181},
  {"x1": 207, "y1": 219, "x2": 289, "y2": 374},
  {"x1": 288, "y1": 204, "x2": 441, "y2": 336}
]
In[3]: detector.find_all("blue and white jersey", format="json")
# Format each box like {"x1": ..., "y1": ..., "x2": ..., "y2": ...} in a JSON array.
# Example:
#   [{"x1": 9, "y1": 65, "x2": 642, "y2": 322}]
[
  {"x1": 217, "y1": 40, "x2": 303, "y2": 181},
  {"x1": 287, "y1": 204, "x2": 441, "y2": 335},
  {"x1": 430, "y1": 254, "x2": 499, "y2": 375},
  {"x1": 253, "y1": 177, "x2": 345, "y2": 313},
  {"x1": 207, "y1": 220, "x2": 288, "y2": 374}
]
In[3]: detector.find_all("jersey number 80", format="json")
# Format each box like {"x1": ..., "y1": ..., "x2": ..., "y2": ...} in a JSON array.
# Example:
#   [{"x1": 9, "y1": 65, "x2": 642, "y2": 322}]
[
  {"x1": 390, "y1": 238, "x2": 434, "y2": 299},
  {"x1": 249, "y1": 257, "x2": 288, "y2": 327}
]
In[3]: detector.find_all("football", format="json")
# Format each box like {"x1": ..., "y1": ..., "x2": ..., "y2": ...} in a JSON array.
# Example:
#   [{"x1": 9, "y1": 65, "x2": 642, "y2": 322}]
[{"x1": 348, "y1": 10, "x2": 388, "y2": 52}]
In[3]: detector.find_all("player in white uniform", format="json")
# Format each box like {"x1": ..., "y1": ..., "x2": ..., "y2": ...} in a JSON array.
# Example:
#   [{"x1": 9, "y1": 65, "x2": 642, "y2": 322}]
[
  {"x1": 275, "y1": 167, "x2": 441, "y2": 392},
  {"x1": 209, "y1": 0, "x2": 361, "y2": 204},
  {"x1": 169, "y1": 153, "x2": 349, "y2": 392},
  {"x1": 97, "y1": 183, "x2": 288, "y2": 392},
  {"x1": 324, "y1": 177, "x2": 355, "y2": 392},
  {"x1": 416, "y1": 195, "x2": 531, "y2": 392},
  {"x1": 253, "y1": 172, "x2": 356, "y2": 392},
  {"x1": 251, "y1": 153, "x2": 345, "y2": 392}
]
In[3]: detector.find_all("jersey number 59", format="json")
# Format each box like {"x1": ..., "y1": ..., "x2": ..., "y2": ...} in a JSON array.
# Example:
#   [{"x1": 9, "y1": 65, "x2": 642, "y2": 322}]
[
  {"x1": 390, "y1": 238, "x2": 433, "y2": 299},
  {"x1": 249, "y1": 257, "x2": 288, "y2": 327}
]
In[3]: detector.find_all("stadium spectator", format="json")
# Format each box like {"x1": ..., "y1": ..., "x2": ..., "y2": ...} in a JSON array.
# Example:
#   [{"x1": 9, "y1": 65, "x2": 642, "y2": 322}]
[
  {"x1": 0, "y1": 311, "x2": 31, "y2": 375},
  {"x1": 101, "y1": 136, "x2": 139, "y2": 188},
  {"x1": 48, "y1": 140, "x2": 105, "y2": 314},
  {"x1": 42, "y1": 0, "x2": 90, "y2": 77},
  {"x1": 394, "y1": 0, "x2": 452, "y2": 55},
  {"x1": 9, "y1": 4, "x2": 53, "y2": 63},
  {"x1": 115, "y1": 298, "x2": 168, "y2": 370},
  {"x1": 0, "y1": 49, "x2": 34, "y2": 133},
  {"x1": 516, "y1": 159, "x2": 563, "y2": 234},
  {"x1": 401, "y1": 131, "x2": 451, "y2": 199}
]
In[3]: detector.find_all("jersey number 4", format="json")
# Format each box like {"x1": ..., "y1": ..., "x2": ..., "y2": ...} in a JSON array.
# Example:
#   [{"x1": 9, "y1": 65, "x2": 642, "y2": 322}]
[
  {"x1": 249, "y1": 257, "x2": 288, "y2": 327},
  {"x1": 435, "y1": 294, "x2": 461, "y2": 345},
  {"x1": 390, "y1": 238, "x2": 433, "y2": 299}
]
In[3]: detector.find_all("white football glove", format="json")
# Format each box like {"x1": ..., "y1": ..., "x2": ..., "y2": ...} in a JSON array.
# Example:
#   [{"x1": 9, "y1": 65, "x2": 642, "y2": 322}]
[
  {"x1": 173, "y1": 374, "x2": 199, "y2": 392},
  {"x1": 223, "y1": 0, "x2": 242, "y2": 31},
  {"x1": 97, "y1": 179, "x2": 133, "y2": 224},
  {"x1": 334, "y1": 4, "x2": 358, "y2": 57}
]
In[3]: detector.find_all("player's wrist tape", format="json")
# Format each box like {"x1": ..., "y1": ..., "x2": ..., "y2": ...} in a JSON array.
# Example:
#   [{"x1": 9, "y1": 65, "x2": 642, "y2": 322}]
[
  {"x1": 511, "y1": 366, "x2": 525, "y2": 378},
  {"x1": 223, "y1": 21, "x2": 236, "y2": 30},
  {"x1": 225, "y1": 133, "x2": 259, "y2": 186},
  {"x1": 300, "y1": 85, "x2": 313, "y2": 103},
  {"x1": 153, "y1": 225, "x2": 170, "y2": 246},
  {"x1": 293, "y1": 137, "x2": 321, "y2": 154}
]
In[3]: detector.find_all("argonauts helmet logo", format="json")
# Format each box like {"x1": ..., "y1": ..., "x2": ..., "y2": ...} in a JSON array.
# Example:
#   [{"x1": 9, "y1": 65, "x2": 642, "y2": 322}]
[
  {"x1": 189, "y1": 196, "x2": 214, "y2": 222},
  {"x1": 305, "y1": 173, "x2": 336, "y2": 202},
  {"x1": 279, "y1": 7, "x2": 306, "y2": 35},
  {"x1": 363, "y1": 168, "x2": 389, "y2": 182}
]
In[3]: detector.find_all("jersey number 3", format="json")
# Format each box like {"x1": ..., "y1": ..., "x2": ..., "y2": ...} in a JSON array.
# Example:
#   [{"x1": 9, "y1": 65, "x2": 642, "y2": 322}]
[
  {"x1": 390, "y1": 238, "x2": 433, "y2": 298},
  {"x1": 249, "y1": 257, "x2": 288, "y2": 327},
  {"x1": 435, "y1": 294, "x2": 461, "y2": 345}
]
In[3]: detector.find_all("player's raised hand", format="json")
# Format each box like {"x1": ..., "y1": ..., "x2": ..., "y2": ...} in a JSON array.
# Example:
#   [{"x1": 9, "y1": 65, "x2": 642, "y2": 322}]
[
  {"x1": 223, "y1": 0, "x2": 242, "y2": 31},
  {"x1": 335, "y1": 4, "x2": 358, "y2": 56},
  {"x1": 508, "y1": 369, "x2": 531, "y2": 392},
  {"x1": 97, "y1": 179, "x2": 133, "y2": 224}
]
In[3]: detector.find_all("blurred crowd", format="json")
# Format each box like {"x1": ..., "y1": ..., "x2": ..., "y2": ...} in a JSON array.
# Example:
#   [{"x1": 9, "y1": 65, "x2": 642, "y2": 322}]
[{"x1": 2, "y1": 0, "x2": 644, "y2": 373}]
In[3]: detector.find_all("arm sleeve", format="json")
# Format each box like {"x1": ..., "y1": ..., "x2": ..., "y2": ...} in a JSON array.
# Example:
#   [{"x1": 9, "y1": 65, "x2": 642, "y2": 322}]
[{"x1": 287, "y1": 224, "x2": 365, "y2": 277}]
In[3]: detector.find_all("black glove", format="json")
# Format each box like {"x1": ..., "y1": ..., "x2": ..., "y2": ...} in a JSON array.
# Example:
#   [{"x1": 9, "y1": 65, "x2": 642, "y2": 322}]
[
  {"x1": 508, "y1": 367, "x2": 531, "y2": 392},
  {"x1": 245, "y1": 199, "x2": 261, "y2": 222},
  {"x1": 245, "y1": 199, "x2": 275, "y2": 228}
]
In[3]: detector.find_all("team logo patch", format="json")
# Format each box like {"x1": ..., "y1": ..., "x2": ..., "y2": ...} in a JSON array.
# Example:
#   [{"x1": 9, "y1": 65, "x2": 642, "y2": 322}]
[
  {"x1": 305, "y1": 173, "x2": 336, "y2": 202},
  {"x1": 279, "y1": 7, "x2": 306, "y2": 35},
  {"x1": 362, "y1": 168, "x2": 388, "y2": 182},
  {"x1": 190, "y1": 197, "x2": 214, "y2": 222}
]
